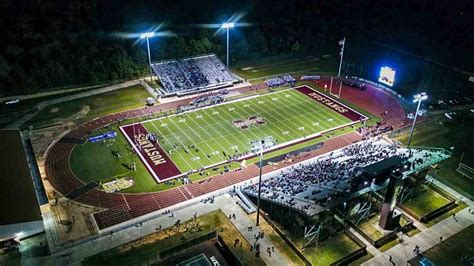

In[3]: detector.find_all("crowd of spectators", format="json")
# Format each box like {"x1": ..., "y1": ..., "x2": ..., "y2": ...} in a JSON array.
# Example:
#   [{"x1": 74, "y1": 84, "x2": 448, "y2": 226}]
[
  {"x1": 243, "y1": 138, "x2": 451, "y2": 215},
  {"x1": 265, "y1": 75, "x2": 296, "y2": 87},
  {"x1": 151, "y1": 54, "x2": 238, "y2": 94},
  {"x1": 357, "y1": 122, "x2": 393, "y2": 140},
  {"x1": 245, "y1": 139, "x2": 399, "y2": 199}
]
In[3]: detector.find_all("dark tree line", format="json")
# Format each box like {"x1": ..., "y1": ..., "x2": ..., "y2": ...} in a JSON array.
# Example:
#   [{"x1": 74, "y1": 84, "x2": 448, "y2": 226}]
[{"x1": 0, "y1": 0, "x2": 472, "y2": 95}]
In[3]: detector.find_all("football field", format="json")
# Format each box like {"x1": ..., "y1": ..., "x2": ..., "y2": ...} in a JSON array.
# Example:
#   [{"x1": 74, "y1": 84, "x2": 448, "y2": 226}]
[{"x1": 121, "y1": 85, "x2": 367, "y2": 182}]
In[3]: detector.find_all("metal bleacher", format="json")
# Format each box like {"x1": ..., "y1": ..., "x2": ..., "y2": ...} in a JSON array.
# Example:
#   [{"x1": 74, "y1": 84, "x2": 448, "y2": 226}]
[{"x1": 151, "y1": 54, "x2": 242, "y2": 96}]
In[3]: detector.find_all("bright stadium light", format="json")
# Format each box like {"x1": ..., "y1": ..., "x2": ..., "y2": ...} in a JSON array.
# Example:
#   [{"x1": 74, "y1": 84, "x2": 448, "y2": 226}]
[
  {"x1": 140, "y1": 32, "x2": 157, "y2": 82},
  {"x1": 413, "y1": 92, "x2": 428, "y2": 102},
  {"x1": 140, "y1": 32, "x2": 156, "y2": 39},
  {"x1": 222, "y1": 22, "x2": 236, "y2": 67},
  {"x1": 407, "y1": 92, "x2": 428, "y2": 147},
  {"x1": 221, "y1": 22, "x2": 235, "y2": 29}
]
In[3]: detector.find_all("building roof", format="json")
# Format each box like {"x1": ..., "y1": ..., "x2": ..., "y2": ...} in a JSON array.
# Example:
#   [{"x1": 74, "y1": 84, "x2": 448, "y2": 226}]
[
  {"x1": 362, "y1": 155, "x2": 405, "y2": 178},
  {"x1": 0, "y1": 129, "x2": 42, "y2": 225}
]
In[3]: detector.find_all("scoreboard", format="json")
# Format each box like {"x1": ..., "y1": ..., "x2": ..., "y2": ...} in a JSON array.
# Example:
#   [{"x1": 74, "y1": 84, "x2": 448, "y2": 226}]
[{"x1": 378, "y1": 66, "x2": 396, "y2": 87}]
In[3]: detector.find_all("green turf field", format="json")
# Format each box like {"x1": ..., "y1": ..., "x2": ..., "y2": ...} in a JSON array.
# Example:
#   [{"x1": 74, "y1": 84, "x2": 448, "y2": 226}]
[
  {"x1": 302, "y1": 232, "x2": 361, "y2": 266},
  {"x1": 140, "y1": 86, "x2": 354, "y2": 174},
  {"x1": 402, "y1": 185, "x2": 452, "y2": 218}
]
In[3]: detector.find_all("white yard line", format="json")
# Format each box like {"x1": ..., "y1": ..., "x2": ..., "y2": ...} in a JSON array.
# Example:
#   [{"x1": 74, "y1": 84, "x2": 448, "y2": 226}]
[
  {"x1": 275, "y1": 93, "x2": 346, "y2": 131},
  {"x1": 229, "y1": 103, "x2": 280, "y2": 140},
  {"x1": 231, "y1": 100, "x2": 289, "y2": 141},
  {"x1": 290, "y1": 92, "x2": 350, "y2": 125},
  {"x1": 164, "y1": 116, "x2": 212, "y2": 168},
  {"x1": 198, "y1": 109, "x2": 252, "y2": 150},
  {"x1": 262, "y1": 95, "x2": 320, "y2": 135},
  {"x1": 250, "y1": 93, "x2": 325, "y2": 137},
  {"x1": 179, "y1": 111, "x2": 234, "y2": 159},
  {"x1": 148, "y1": 121, "x2": 196, "y2": 171}
]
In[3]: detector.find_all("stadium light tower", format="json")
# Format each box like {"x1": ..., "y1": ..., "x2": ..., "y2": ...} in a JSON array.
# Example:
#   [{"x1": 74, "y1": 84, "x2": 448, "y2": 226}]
[
  {"x1": 255, "y1": 139, "x2": 264, "y2": 226},
  {"x1": 337, "y1": 37, "x2": 346, "y2": 77},
  {"x1": 407, "y1": 92, "x2": 428, "y2": 148},
  {"x1": 140, "y1": 32, "x2": 156, "y2": 82},
  {"x1": 221, "y1": 22, "x2": 235, "y2": 67}
]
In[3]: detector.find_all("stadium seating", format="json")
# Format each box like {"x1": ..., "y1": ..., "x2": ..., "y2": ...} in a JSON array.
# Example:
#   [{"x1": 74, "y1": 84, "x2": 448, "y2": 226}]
[
  {"x1": 243, "y1": 139, "x2": 451, "y2": 216},
  {"x1": 151, "y1": 54, "x2": 241, "y2": 95}
]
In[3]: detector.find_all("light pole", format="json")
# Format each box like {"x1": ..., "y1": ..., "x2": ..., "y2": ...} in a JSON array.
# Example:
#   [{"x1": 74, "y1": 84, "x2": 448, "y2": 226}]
[
  {"x1": 140, "y1": 32, "x2": 156, "y2": 83},
  {"x1": 255, "y1": 139, "x2": 264, "y2": 226},
  {"x1": 221, "y1": 22, "x2": 235, "y2": 67},
  {"x1": 338, "y1": 37, "x2": 345, "y2": 77},
  {"x1": 407, "y1": 92, "x2": 428, "y2": 148}
]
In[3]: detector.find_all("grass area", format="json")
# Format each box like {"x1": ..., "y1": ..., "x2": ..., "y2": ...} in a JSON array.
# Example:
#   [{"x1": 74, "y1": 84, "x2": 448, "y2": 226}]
[
  {"x1": 28, "y1": 85, "x2": 150, "y2": 129},
  {"x1": 0, "y1": 86, "x2": 105, "y2": 128},
  {"x1": 379, "y1": 238, "x2": 400, "y2": 252},
  {"x1": 406, "y1": 227, "x2": 421, "y2": 237},
  {"x1": 408, "y1": 224, "x2": 474, "y2": 266},
  {"x1": 248, "y1": 213, "x2": 304, "y2": 266},
  {"x1": 402, "y1": 185, "x2": 452, "y2": 218},
  {"x1": 83, "y1": 210, "x2": 264, "y2": 266},
  {"x1": 302, "y1": 232, "x2": 360, "y2": 266},
  {"x1": 232, "y1": 54, "x2": 336, "y2": 81},
  {"x1": 426, "y1": 202, "x2": 468, "y2": 227},
  {"x1": 394, "y1": 114, "x2": 474, "y2": 197},
  {"x1": 0, "y1": 250, "x2": 21, "y2": 266},
  {"x1": 357, "y1": 215, "x2": 384, "y2": 241}
]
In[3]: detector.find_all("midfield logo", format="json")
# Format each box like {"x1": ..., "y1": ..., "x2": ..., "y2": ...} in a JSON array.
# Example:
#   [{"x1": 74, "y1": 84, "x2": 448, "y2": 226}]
[{"x1": 232, "y1": 115, "x2": 266, "y2": 130}]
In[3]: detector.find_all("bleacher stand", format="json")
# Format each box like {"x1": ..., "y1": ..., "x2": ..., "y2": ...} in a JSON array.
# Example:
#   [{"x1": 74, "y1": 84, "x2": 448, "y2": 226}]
[
  {"x1": 243, "y1": 138, "x2": 451, "y2": 216},
  {"x1": 151, "y1": 54, "x2": 241, "y2": 96}
]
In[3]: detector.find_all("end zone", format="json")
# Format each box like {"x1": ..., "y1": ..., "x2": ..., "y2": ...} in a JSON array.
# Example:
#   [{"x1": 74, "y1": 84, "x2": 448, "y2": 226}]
[
  {"x1": 296, "y1": 86, "x2": 369, "y2": 122},
  {"x1": 120, "y1": 123, "x2": 181, "y2": 183}
]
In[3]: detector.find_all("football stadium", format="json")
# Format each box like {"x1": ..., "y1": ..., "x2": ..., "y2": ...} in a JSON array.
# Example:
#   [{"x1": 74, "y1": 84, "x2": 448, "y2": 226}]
[{"x1": 1, "y1": 1, "x2": 473, "y2": 265}]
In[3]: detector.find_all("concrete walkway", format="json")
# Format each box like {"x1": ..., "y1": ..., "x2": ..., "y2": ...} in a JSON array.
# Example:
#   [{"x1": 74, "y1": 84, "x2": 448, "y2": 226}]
[
  {"x1": 216, "y1": 195, "x2": 289, "y2": 265},
  {"x1": 362, "y1": 180, "x2": 474, "y2": 266}
]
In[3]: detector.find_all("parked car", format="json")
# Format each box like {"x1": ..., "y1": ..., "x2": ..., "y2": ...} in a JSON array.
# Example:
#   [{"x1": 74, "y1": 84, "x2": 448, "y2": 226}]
[
  {"x1": 4, "y1": 98, "x2": 19, "y2": 105},
  {"x1": 444, "y1": 112, "x2": 458, "y2": 120}
]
